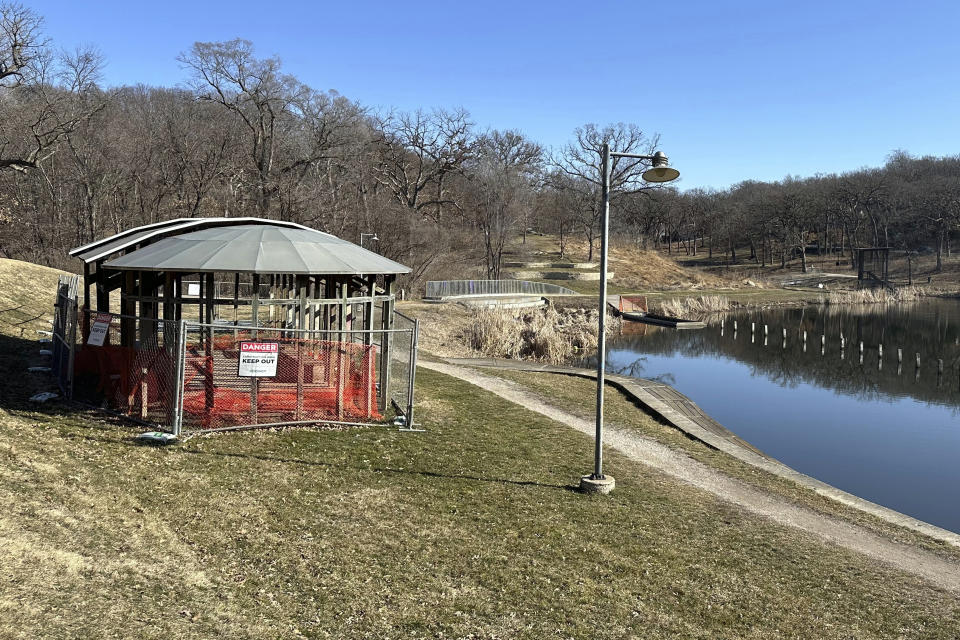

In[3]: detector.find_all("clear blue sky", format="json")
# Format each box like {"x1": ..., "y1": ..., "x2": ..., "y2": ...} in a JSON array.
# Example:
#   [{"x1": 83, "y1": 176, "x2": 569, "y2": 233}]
[{"x1": 33, "y1": 0, "x2": 960, "y2": 190}]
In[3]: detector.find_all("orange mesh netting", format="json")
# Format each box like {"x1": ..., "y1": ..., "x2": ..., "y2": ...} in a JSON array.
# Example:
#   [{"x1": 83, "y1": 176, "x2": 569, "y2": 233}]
[{"x1": 180, "y1": 334, "x2": 380, "y2": 429}]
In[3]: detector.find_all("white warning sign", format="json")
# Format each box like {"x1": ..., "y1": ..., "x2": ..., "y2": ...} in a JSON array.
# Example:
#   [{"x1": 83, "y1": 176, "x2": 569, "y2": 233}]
[
  {"x1": 238, "y1": 341, "x2": 279, "y2": 377},
  {"x1": 87, "y1": 312, "x2": 112, "y2": 347}
]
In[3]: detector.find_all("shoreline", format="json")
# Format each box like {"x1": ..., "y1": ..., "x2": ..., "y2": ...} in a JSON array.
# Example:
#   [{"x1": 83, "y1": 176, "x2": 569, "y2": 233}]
[{"x1": 439, "y1": 356, "x2": 960, "y2": 549}]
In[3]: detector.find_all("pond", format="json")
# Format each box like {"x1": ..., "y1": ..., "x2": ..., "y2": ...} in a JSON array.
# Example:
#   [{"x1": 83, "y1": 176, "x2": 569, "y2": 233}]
[{"x1": 591, "y1": 299, "x2": 960, "y2": 534}]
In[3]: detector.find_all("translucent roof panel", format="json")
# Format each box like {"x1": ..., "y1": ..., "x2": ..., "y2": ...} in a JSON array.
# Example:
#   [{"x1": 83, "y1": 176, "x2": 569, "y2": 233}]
[{"x1": 103, "y1": 224, "x2": 410, "y2": 275}]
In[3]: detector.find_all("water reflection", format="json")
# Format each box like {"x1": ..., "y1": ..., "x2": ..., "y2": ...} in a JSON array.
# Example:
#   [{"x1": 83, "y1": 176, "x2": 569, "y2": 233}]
[
  {"x1": 589, "y1": 299, "x2": 960, "y2": 534},
  {"x1": 612, "y1": 301, "x2": 960, "y2": 410}
]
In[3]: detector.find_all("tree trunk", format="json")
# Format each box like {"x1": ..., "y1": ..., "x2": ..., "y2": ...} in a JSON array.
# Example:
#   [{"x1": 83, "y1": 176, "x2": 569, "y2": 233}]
[{"x1": 936, "y1": 229, "x2": 944, "y2": 272}]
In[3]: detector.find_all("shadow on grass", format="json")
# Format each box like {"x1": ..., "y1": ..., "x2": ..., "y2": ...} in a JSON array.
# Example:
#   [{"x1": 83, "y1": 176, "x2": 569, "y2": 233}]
[
  {"x1": 0, "y1": 332, "x2": 80, "y2": 413},
  {"x1": 174, "y1": 445, "x2": 579, "y2": 493}
]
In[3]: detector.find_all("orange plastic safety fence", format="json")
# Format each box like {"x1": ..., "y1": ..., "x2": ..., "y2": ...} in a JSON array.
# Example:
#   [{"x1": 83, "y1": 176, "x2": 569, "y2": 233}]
[{"x1": 180, "y1": 333, "x2": 380, "y2": 431}]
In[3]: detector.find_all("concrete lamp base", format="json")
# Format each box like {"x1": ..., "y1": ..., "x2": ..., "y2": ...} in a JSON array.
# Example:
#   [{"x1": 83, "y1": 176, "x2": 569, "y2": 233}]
[{"x1": 579, "y1": 474, "x2": 615, "y2": 495}]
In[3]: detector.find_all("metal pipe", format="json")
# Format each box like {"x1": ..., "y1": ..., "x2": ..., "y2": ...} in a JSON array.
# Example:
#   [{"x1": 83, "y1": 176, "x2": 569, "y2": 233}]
[
  {"x1": 593, "y1": 142, "x2": 611, "y2": 480},
  {"x1": 407, "y1": 318, "x2": 419, "y2": 427},
  {"x1": 183, "y1": 418, "x2": 400, "y2": 435}
]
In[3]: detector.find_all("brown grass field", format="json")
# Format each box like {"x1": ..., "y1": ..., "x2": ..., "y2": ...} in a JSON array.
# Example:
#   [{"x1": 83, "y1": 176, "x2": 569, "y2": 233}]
[{"x1": 2, "y1": 257, "x2": 960, "y2": 638}]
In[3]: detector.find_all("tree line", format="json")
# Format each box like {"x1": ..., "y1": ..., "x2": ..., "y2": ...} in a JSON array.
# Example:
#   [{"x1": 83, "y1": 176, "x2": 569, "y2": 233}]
[
  {"x1": 628, "y1": 152, "x2": 960, "y2": 273},
  {"x1": 2, "y1": 3, "x2": 958, "y2": 292}
]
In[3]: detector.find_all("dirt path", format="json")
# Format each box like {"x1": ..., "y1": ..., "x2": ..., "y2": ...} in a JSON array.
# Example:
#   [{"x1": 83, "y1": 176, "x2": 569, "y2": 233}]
[{"x1": 421, "y1": 359, "x2": 960, "y2": 593}]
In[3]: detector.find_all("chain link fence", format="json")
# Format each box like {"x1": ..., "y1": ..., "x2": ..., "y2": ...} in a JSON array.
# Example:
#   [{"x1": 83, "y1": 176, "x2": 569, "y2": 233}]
[
  {"x1": 51, "y1": 275, "x2": 79, "y2": 396},
  {"x1": 71, "y1": 310, "x2": 182, "y2": 428},
  {"x1": 176, "y1": 320, "x2": 417, "y2": 435},
  {"x1": 50, "y1": 288, "x2": 418, "y2": 435}
]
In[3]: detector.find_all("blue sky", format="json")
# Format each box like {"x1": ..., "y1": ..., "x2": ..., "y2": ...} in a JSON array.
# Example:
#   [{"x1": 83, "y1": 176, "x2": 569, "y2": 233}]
[{"x1": 33, "y1": 0, "x2": 960, "y2": 190}]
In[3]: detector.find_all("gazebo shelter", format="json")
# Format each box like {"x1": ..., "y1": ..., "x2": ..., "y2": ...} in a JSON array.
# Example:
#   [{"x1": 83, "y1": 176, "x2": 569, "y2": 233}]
[{"x1": 67, "y1": 217, "x2": 413, "y2": 433}]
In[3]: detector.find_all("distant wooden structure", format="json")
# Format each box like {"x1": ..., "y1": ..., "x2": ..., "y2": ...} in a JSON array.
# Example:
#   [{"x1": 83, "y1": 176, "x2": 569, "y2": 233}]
[{"x1": 857, "y1": 247, "x2": 891, "y2": 289}]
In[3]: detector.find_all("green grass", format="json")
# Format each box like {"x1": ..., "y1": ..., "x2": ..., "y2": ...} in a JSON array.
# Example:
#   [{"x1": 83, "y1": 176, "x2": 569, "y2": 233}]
[
  {"x1": 475, "y1": 367, "x2": 960, "y2": 561},
  {"x1": 3, "y1": 368, "x2": 960, "y2": 637},
  {"x1": 3, "y1": 257, "x2": 960, "y2": 637}
]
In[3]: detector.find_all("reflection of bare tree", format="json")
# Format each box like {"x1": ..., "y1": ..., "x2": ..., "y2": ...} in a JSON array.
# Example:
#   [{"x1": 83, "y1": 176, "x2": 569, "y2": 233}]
[
  {"x1": 650, "y1": 372, "x2": 677, "y2": 386},
  {"x1": 609, "y1": 356, "x2": 648, "y2": 378},
  {"x1": 609, "y1": 300, "x2": 960, "y2": 411}
]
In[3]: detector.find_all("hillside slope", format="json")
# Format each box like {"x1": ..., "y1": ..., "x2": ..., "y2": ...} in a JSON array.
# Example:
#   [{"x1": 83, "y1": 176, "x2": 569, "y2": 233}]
[{"x1": 0, "y1": 258, "x2": 70, "y2": 336}]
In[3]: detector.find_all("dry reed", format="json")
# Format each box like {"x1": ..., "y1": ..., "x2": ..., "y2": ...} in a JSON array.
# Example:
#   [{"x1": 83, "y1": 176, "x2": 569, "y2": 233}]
[
  {"x1": 655, "y1": 295, "x2": 732, "y2": 319},
  {"x1": 822, "y1": 286, "x2": 929, "y2": 305},
  {"x1": 464, "y1": 306, "x2": 616, "y2": 363}
]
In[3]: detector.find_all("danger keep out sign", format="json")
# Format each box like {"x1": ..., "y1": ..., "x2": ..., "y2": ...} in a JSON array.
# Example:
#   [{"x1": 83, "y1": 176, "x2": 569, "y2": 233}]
[
  {"x1": 87, "y1": 312, "x2": 113, "y2": 347},
  {"x1": 238, "y1": 341, "x2": 279, "y2": 377}
]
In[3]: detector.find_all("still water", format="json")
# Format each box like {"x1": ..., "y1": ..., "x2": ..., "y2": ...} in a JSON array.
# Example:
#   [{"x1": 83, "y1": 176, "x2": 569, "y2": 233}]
[{"x1": 594, "y1": 299, "x2": 960, "y2": 534}]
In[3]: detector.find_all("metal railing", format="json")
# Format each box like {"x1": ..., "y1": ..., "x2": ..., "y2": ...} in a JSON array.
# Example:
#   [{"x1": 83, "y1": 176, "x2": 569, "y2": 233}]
[{"x1": 425, "y1": 279, "x2": 577, "y2": 299}]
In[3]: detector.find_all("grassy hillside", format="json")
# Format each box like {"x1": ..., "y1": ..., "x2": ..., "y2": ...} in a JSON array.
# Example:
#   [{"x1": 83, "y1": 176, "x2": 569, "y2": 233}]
[
  {"x1": 2, "y1": 258, "x2": 959, "y2": 638},
  {"x1": 0, "y1": 258, "x2": 67, "y2": 334}
]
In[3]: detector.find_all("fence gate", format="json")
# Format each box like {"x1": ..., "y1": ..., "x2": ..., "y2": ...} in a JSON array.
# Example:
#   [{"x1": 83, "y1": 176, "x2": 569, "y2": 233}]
[{"x1": 50, "y1": 275, "x2": 79, "y2": 396}]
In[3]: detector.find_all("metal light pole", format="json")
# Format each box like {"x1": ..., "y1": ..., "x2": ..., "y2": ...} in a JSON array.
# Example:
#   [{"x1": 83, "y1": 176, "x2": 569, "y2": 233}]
[
  {"x1": 359, "y1": 233, "x2": 379, "y2": 249},
  {"x1": 580, "y1": 143, "x2": 679, "y2": 495}
]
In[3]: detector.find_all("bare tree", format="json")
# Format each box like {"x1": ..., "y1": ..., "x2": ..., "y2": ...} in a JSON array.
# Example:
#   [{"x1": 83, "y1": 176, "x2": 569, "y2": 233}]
[
  {"x1": 178, "y1": 39, "x2": 358, "y2": 217},
  {"x1": 372, "y1": 108, "x2": 474, "y2": 222},
  {"x1": 0, "y1": 3, "x2": 105, "y2": 173},
  {"x1": 469, "y1": 130, "x2": 542, "y2": 278},
  {"x1": 552, "y1": 123, "x2": 662, "y2": 260}
]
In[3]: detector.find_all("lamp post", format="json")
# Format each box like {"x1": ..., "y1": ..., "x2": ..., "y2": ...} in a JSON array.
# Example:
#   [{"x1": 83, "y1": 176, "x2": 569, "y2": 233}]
[
  {"x1": 359, "y1": 233, "x2": 379, "y2": 249},
  {"x1": 580, "y1": 143, "x2": 680, "y2": 495}
]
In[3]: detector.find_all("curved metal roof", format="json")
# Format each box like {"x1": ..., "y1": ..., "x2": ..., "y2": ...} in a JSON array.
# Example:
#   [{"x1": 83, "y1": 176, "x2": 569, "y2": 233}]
[
  {"x1": 103, "y1": 224, "x2": 410, "y2": 275},
  {"x1": 70, "y1": 217, "x2": 313, "y2": 264}
]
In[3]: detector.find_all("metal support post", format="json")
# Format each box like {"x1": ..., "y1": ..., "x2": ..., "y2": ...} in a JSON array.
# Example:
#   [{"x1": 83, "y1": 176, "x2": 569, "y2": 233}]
[{"x1": 592, "y1": 142, "x2": 611, "y2": 481}]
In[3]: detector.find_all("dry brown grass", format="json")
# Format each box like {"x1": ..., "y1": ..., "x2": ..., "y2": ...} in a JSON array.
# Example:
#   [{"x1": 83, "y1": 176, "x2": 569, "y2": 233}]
[
  {"x1": 655, "y1": 295, "x2": 733, "y2": 318},
  {"x1": 608, "y1": 245, "x2": 734, "y2": 291},
  {"x1": 508, "y1": 235, "x2": 738, "y2": 292},
  {"x1": 465, "y1": 306, "x2": 618, "y2": 363},
  {"x1": 0, "y1": 258, "x2": 69, "y2": 336},
  {"x1": 823, "y1": 286, "x2": 930, "y2": 305}
]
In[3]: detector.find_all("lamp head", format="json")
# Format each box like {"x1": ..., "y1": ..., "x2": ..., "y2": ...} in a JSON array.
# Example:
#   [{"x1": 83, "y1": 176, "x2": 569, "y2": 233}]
[{"x1": 641, "y1": 151, "x2": 680, "y2": 183}]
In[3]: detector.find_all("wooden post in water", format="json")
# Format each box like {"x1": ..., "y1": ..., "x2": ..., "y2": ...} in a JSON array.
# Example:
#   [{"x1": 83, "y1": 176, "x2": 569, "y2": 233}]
[
  {"x1": 916, "y1": 352, "x2": 921, "y2": 368},
  {"x1": 897, "y1": 348, "x2": 903, "y2": 364},
  {"x1": 751, "y1": 322, "x2": 755, "y2": 334},
  {"x1": 764, "y1": 324, "x2": 768, "y2": 336},
  {"x1": 733, "y1": 320, "x2": 738, "y2": 332}
]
